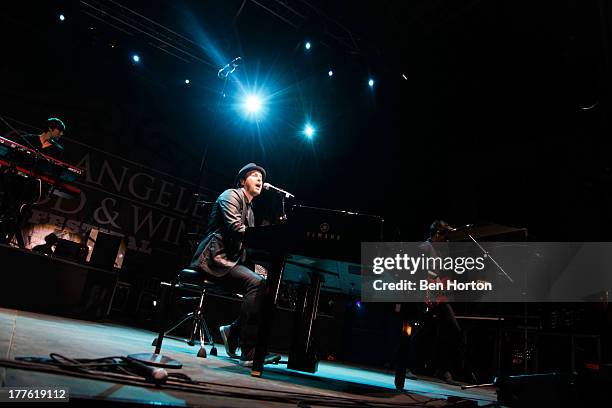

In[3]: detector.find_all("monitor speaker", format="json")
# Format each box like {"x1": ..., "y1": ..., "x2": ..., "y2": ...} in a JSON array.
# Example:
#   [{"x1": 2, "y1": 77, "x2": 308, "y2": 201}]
[
  {"x1": 89, "y1": 232, "x2": 122, "y2": 269},
  {"x1": 54, "y1": 238, "x2": 86, "y2": 262}
]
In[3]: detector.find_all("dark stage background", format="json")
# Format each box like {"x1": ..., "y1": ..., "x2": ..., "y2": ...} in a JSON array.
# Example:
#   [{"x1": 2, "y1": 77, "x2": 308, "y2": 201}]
[
  {"x1": 3, "y1": 0, "x2": 612, "y2": 244},
  {"x1": 2, "y1": 0, "x2": 612, "y2": 386}
]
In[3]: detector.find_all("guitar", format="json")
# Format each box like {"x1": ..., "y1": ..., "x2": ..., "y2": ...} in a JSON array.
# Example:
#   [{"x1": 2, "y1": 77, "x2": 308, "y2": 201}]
[{"x1": 423, "y1": 270, "x2": 450, "y2": 306}]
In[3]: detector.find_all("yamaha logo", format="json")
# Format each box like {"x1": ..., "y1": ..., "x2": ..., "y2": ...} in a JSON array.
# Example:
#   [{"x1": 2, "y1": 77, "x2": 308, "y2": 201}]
[{"x1": 306, "y1": 222, "x2": 341, "y2": 241}]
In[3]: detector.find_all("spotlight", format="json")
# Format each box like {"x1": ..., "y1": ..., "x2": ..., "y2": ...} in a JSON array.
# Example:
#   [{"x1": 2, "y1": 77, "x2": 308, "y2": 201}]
[
  {"x1": 303, "y1": 124, "x2": 315, "y2": 138},
  {"x1": 328, "y1": 70, "x2": 334, "y2": 77},
  {"x1": 305, "y1": 41, "x2": 311, "y2": 50},
  {"x1": 244, "y1": 94, "x2": 262, "y2": 115},
  {"x1": 368, "y1": 78, "x2": 375, "y2": 87},
  {"x1": 132, "y1": 54, "x2": 140, "y2": 63},
  {"x1": 59, "y1": 14, "x2": 65, "y2": 22},
  {"x1": 402, "y1": 74, "x2": 408, "y2": 80},
  {"x1": 355, "y1": 300, "x2": 362, "y2": 308},
  {"x1": 185, "y1": 79, "x2": 190, "y2": 84}
]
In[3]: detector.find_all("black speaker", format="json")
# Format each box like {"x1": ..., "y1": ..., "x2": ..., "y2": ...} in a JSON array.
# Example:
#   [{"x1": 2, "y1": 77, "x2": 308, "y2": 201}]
[
  {"x1": 54, "y1": 238, "x2": 86, "y2": 262},
  {"x1": 0, "y1": 244, "x2": 117, "y2": 320},
  {"x1": 495, "y1": 371, "x2": 612, "y2": 406},
  {"x1": 89, "y1": 232, "x2": 122, "y2": 269},
  {"x1": 495, "y1": 373, "x2": 563, "y2": 406}
]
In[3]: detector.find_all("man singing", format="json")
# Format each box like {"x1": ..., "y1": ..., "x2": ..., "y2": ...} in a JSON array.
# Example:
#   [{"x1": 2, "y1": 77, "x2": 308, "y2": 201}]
[{"x1": 190, "y1": 163, "x2": 280, "y2": 367}]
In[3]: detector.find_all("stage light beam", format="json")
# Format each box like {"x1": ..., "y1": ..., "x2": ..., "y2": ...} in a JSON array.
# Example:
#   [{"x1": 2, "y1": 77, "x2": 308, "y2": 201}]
[
  {"x1": 244, "y1": 94, "x2": 262, "y2": 114},
  {"x1": 328, "y1": 70, "x2": 334, "y2": 77},
  {"x1": 304, "y1": 124, "x2": 315, "y2": 138},
  {"x1": 305, "y1": 41, "x2": 311, "y2": 50},
  {"x1": 132, "y1": 54, "x2": 140, "y2": 63},
  {"x1": 59, "y1": 14, "x2": 65, "y2": 22},
  {"x1": 185, "y1": 79, "x2": 190, "y2": 84},
  {"x1": 368, "y1": 78, "x2": 375, "y2": 87}
]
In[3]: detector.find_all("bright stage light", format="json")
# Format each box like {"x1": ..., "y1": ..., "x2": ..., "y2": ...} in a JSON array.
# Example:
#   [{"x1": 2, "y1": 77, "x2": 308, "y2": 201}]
[
  {"x1": 59, "y1": 14, "x2": 65, "y2": 22},
  {"x1": 132, "y1": 54, "x2": 140, "y2": 63},
  {"x1": 328, "y1": 70, "x2": 334, "y2": 77},
  {"x1": 368, "y1": 78, "x2": 375, "y2": 87},
  {"x1": 236, "y1": 89, "x2": 268, "y2": 120},
  {"x1": 305, "y1": 41, "x2": 311, "y2": 50},
  {"x1": 185, "y1": 79, "x2": 190, "y2": 84},
  {"x1": 304, "y1": 124, "x2": 315, "y2": 138},
  {"x1": 244, "y1": 94, "x2": 262, "y2": 114}
]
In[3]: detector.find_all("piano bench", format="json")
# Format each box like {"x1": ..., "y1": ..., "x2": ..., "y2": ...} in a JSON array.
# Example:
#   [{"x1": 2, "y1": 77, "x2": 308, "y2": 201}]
[{"x1": 151, "y1": 268, "x2": 241, "y2": 359}]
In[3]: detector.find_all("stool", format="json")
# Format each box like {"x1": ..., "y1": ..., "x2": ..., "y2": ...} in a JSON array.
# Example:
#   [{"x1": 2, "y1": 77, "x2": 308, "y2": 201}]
[{"x1": 151, "y1": 268, "x2": 221, "y2": 358}]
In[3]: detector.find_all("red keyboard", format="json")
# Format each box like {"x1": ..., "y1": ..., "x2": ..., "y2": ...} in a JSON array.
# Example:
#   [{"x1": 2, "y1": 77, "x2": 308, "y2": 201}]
[{"x1": 0, "y1": 135, "x2": 85, "y2": 192}]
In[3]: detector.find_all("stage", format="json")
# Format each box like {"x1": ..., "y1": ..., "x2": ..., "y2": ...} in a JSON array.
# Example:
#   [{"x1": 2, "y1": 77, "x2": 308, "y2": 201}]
[{"x1": 0, "y1": 308, "x2": 497, "y2": 407}]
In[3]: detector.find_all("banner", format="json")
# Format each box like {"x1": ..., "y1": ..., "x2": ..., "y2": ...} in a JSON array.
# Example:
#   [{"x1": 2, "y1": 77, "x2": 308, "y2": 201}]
[{"x1": 22, "y1": 139, "x2": 212, "y2": 267}]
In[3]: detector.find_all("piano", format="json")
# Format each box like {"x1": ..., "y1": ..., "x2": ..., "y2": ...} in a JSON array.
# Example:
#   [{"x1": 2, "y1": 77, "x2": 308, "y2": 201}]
[
  {"x1": 0, "y1": 135, "x2": 84, "y2": 194},
  {"x1": 245, "y1": 204, "x2": 384, "y2": 376},
  {"x1": 0, "y1": 135, "x2": 85, "y2": 247}
]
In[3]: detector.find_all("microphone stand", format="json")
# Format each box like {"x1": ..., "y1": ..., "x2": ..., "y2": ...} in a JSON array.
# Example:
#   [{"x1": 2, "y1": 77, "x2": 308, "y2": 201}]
[
  {"x1": 193, "y1": 57, "x2": 241, "y2": 193},
  {"x1": 280, "y1": 193, "x2": 288, "y2": 223},
  {"x1": 464, "y1": 226, "x2": 513, "y2": 284},
  {"x1": 185, "y1": 60, "x2": 238, "y2": 256},
  {"x1": 458, "y1": 225, "x2": 528, "y2": 391},
  {"x1": 194, "y1": 73, "x2": 231, "y2": 196},
  {"x1": 265, "y1": 186, "x2": 294, "y2": 223}
]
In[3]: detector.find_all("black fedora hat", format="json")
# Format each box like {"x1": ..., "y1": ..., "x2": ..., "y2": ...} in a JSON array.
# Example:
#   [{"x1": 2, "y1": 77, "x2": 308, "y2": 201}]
[{"x1": 235, "y1": 163, "x2": 266, "y2": 187}]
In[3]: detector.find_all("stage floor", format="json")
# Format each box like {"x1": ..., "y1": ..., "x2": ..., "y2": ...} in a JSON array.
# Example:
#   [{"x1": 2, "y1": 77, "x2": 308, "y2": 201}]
[{"x1": 0, "y1": 308, "x2": 497, "y2": 406}]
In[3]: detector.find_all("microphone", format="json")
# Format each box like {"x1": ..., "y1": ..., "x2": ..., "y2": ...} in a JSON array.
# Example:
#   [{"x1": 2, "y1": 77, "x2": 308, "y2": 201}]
[
  {"x1": 450, "y1": 224, "x2": 474, "y2": 232},
  {"x1": 218, "y1": 57, "x2": 242, "y2": 78},
  {"x1": 263, "y1": 182, "x2": 295, "y2": 199},
  {"x1": 48, "y1": 138, "x2": 64, "y2": 151},
  {"x1": 124, "y1": 357, "x2": 168, "y2": 385}
]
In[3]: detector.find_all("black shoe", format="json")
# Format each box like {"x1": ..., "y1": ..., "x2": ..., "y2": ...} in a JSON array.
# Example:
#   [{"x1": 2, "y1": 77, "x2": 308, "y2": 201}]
[
  {"x1": 439, "y1": 371, "x2": 460, "y2": 386},
  {"x1": 405, "y1": 369, "x2": 418, "y2": 380},
  {"x1": 238, "y1": 348, "x2": 281, "y2": 367},
  {"x1": 219, "y1": 325, "x2": 239, "y2": 358}
]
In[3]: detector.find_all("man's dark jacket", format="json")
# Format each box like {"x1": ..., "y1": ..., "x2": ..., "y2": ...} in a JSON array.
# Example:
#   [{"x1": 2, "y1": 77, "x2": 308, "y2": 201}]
[{"x1": 190, "y1": 188, "x2": 254, "y2": 276}]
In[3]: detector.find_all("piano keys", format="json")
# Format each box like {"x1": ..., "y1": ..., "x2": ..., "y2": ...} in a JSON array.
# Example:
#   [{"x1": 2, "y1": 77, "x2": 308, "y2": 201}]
[{"x1": 0, "y1": 135, "x2": 84, "y2": 193}]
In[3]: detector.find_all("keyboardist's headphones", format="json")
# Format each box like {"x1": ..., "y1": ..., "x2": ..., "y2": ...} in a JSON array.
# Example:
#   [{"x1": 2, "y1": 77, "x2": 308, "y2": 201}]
[{"x1": 47, "y1": 117, "x2": 66, "y2": 132}]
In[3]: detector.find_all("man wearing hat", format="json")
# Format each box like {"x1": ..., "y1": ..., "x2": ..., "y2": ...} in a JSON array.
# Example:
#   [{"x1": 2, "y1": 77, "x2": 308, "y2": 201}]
[
  {"x1": 190, "y1": 163, "x2": 280, "y2": 366},
  {"x1": 398, "y1": 220, "x2": 465, "y2": 385}
]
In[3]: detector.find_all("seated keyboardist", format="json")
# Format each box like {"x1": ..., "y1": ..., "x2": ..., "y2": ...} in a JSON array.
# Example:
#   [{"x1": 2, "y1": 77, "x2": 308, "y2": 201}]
[
  {"x1": 190, "y1": 163, "x2": 281, "y2": 367},
  {"x1": 36, "y1": 117, "x2": 66, "y2": 159},
  {"x1": 25, "y1": 118, "x2": 66, "y2": 159}
]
